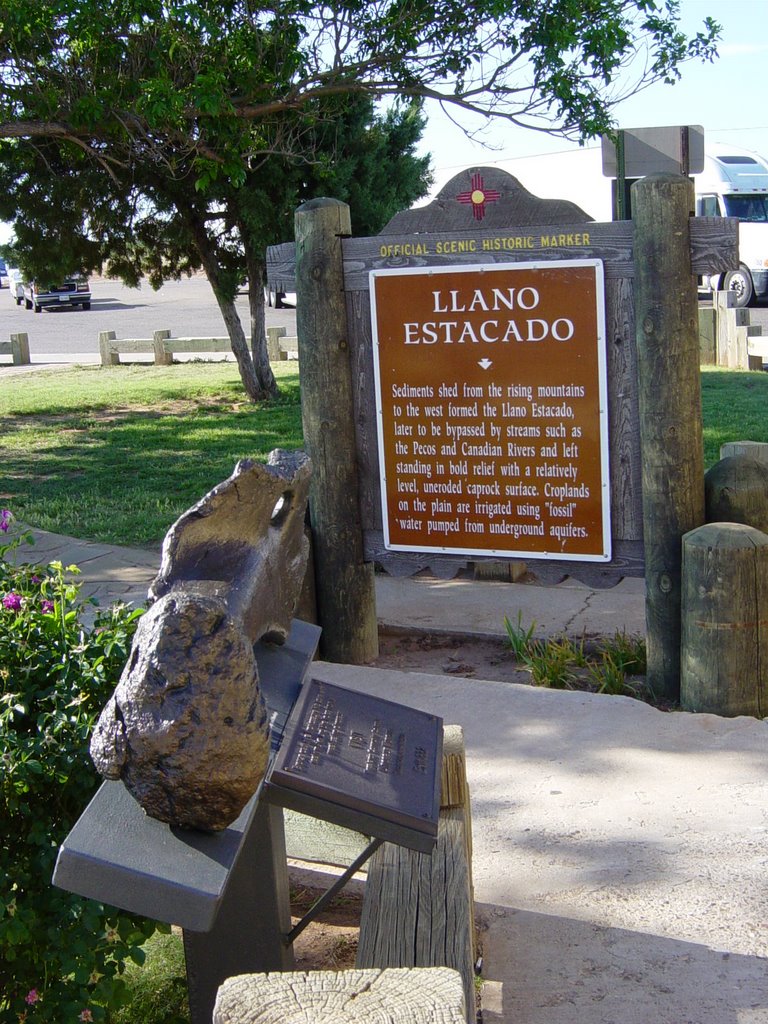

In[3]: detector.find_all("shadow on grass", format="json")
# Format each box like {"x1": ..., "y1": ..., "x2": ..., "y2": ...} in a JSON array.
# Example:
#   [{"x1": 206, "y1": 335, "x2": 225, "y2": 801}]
[{"x1": 1, "y1": 385, "x2": 303, "y2": 546}]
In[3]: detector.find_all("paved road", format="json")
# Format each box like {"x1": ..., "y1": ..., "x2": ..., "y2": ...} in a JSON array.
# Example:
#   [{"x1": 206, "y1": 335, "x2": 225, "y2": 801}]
[{"x1": 0, "y1": 276, "x2": 296, "y2": 359}]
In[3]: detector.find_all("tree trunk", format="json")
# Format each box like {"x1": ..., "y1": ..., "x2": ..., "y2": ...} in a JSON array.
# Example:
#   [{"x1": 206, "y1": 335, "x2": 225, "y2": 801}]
[
  {"x1": 187, "y1": 209, "x2": 266, "y2": 402},
  {"x1": 246, "y1": 255, "x2": 278, "y2": 398}
]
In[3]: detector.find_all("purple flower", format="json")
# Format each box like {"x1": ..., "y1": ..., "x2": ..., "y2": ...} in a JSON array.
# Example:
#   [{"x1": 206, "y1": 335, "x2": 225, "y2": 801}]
[
  {"x1": 25, "y1": 990, "x2": 39, "y2": 1005},
  {"x1": 0, "y1": 509, "x2": 11, "y2": 533},
  {"x1": 41, "y1": 599, "x2": 55, "y2": 614},
  {"x1": 3, "y1": 592, "x2": 22, "y2": 611},
  {"x1": 30, "y1": 575, "x2": 41, "y2": 584}
]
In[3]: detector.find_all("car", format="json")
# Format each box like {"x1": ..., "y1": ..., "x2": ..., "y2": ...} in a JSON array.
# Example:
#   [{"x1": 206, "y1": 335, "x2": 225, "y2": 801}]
[
  {"x1": 0, "y1": 257, "x2": 8, "y2": 289},
  {"x1": 23, "y1": 276, "x2": 91, "y2": 312}
]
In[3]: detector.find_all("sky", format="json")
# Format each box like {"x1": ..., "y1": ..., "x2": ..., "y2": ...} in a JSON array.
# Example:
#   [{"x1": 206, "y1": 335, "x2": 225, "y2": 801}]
[{"x1": 417, "y1": 0, "x2": 768, "y2": 189}]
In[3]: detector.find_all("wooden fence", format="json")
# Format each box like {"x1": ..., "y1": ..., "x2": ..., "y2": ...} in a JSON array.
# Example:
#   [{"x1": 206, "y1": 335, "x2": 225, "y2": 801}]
[{"x1": 98, "y1": 329, "x2": 298, "y2": 366}]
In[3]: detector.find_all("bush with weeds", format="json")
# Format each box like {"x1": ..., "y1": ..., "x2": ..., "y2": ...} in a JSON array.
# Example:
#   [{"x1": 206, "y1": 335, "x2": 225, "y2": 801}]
[{"x1": 0, "y1": 512, "x2": 161, "y2": 1023}]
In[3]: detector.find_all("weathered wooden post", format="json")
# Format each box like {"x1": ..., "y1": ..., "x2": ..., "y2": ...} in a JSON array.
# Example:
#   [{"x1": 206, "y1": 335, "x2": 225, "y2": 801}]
[
  {"x1": 705, "y1": 455, "x2": 768, "y2": 533},
  {"x1": 9, "y1": 332, "x2": 30, "y2": 365},
  {"x1": 681, "y1": 523, "x2": 768, "y2": 716},
  {"x1": 153, "y1": 328, "x2": 173, "y2": 366},
  {"x1": 294, "y1": 198, "x2": 378, "y2": 663},
  {"x1": 98, "y1": 329, "x2": 119, "y2": 366},
  {"x1": 634, "y1": 173, "x2": 705, "y2": 702}
]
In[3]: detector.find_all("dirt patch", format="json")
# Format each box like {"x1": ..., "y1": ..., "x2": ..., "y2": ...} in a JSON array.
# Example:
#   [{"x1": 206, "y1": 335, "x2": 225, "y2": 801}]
[
  {"x1": 373, "y1": 630, "x2": 530, "y2": 684},
  {"x1": 290, "y1": 885, "x2": 361, "y2": 971}
]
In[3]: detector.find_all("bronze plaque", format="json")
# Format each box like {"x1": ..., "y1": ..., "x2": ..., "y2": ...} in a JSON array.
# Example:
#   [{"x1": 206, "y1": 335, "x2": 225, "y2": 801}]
[
  {"x1": 370, "y1": 259, "x2": 610, "y2": 561},
  {"x1": 267, "y1": 679, "x2": 442, "y2": 849}
]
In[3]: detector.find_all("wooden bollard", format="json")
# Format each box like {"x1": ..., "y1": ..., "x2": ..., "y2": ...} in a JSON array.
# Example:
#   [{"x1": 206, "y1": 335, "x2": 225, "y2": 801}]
[
  {"x1": 705, "y1": 455, "x2": 768, "y2": 533},
  {"x1": 213, "y1": 968, "x2": 466, "y2": 1024},
  {"x1": 681, "y1": 523, "x2": 768, "y2": 717}
]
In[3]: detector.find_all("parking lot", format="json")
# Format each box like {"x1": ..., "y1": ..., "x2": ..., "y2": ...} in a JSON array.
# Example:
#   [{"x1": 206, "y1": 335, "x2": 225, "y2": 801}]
[{"x1": 0, "y1": 276, "x2": 296, "y2": 361}]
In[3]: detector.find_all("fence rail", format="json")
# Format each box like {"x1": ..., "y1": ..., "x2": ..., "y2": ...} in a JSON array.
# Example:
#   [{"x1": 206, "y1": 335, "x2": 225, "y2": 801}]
[{"x1": 98, "y1": 329, "x2": 298, "y2": 366}]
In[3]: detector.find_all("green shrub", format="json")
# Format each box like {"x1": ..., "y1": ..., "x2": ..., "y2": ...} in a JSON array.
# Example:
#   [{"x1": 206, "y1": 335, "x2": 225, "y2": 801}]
[{"x1": 0, "y1": 512, "x2": 161, "y2": 1024}]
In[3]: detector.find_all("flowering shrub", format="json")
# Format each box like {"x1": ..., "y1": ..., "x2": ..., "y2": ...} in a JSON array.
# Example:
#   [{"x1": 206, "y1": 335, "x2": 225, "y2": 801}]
[{"x1": 0, "y1": 513, "x2": 161, "y2": 1023}]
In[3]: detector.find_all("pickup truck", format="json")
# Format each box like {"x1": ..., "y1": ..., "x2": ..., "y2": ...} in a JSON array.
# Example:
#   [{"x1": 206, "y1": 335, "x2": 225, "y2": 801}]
[{"x1": 23, "y1": 277, "x2": 91, "y2": 312}]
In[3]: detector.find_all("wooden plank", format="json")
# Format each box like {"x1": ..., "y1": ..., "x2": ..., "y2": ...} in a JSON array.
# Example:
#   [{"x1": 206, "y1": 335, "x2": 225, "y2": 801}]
[
  {"x1": 162, "y1": 338, "x2": 231, "y2": 352},
  {"x1": 109, "y1": 338, "x2": 155, "y2": 353},
  {"x1": 343, "y1": 222, "x2": 634, "y2": 285},
  {"x1": 265, "y1": 217, "x2": 737, "y2": 291},
  {"x1": 356, "y1": 809, "x2": 474, "y2": 1023},
  {"x1": 604, "y1": 277, "x2": 642, "y2": 542},
  {"x1": 363, "y1": 531, "x2": 645, "y2": 585}
]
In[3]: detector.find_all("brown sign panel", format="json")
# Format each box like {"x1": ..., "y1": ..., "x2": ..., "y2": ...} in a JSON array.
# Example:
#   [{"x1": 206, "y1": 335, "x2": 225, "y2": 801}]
[{"x1": 370, "y1": 260, "x2": 610, "y2": 561}]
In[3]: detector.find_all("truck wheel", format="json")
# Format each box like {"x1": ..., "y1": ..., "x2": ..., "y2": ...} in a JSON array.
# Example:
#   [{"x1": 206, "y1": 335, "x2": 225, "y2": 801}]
[
  {"x1": 33, "y1": 302, "x2": 41, "y2": 313},
  {"x1": 25, "y1": 298, "x2": 32, "y2": 310},
  {"x1": 81, "y1": 302, "x2": 91, "y2": 310},
  {"x1": 722, "y1": 266, "x2": 754, "y2": 307},
  {"x1": 15, "y1": 296, "x2": 22, "y2": 306}
]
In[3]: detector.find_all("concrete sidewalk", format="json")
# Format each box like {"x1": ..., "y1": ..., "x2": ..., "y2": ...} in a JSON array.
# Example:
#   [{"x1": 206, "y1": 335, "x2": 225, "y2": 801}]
[
  {"x1": 15, "y1": 530, "x2": 768, "y2": 1022},
  {"x1": 22, "y1": 527, "x2": 647, "y2": 640}
]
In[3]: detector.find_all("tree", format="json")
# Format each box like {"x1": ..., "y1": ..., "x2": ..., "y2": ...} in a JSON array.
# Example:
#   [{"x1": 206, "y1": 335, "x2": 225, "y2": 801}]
[{"x1": 0, "y1": 1, "x2": 718, "y2": 398}]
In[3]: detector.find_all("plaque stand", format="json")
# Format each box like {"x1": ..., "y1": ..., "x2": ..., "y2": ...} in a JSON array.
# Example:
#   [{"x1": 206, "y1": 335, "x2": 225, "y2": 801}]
[{"x1": 53, "y1": 621, "x2": 321, "y2": 1024}]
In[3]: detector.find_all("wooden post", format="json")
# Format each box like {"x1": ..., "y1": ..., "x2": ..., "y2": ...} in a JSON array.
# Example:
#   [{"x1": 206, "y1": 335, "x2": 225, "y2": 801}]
[
  {"x1": 681, "y1": 523, "x2": 768, "y2": 717},
  {"x1": 705, "y1": 455, "x2": 768, "y2": 533},
  {"x1": 633, "y1": 173, "x2": 705, "y2": 703},
  {"x1": 357, "y1": 726, "x2": 475, "y2": 1021},
  {"x1": 153, "y1": 329, "x2": 173, "y2": 366},
  {"x1": 266, "y1": 326, "x2": 286, "y2": 362},
  {"x1": 9, "y1": 332, "x2": 30, "y2": 365},
  {"x1": 721, "y1": 440, "x2": 768, "y2": 466},
  {"x1": 213, "y1": 968, "x2": 467, "y2": 1024},
  {"x1": 294, "y1": 198, "x2": 378, "y2": 663},
  {"x1": 98, "y1": 330, "x2": 119, "y2": 366}
]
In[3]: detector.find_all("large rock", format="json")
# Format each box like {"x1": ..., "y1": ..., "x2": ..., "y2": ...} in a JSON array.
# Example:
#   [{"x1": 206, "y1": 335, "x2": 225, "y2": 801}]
[
  {"x1": 90, "y1": 450, "x2": 312, "y2": 831},
  {"x1": 90, "y1": 590, "x2": 269, "y2": 830}
]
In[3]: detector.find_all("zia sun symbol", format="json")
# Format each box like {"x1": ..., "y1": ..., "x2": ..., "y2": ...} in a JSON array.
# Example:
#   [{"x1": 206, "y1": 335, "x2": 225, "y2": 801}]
[{"x1": 456, "y1": 172, "x2": 501, "y2": 222}]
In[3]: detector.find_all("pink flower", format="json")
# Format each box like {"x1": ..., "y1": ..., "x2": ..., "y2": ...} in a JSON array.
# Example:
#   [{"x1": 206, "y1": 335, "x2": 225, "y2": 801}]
[
  {"x1": 79, "y1": 1011, "x2": 93, "y2": 1022},
  {"x1": 24, "y1": 990, "x2": 39, "y2": 1005},
  {"x1": 40, "y1": 599, "x2": 55, "y2": 614},
  {"x1": 3, "y1": 592, "x2": 22, "y2": 611},
  {"x1": 0, "y1": 509, "x2": 11, "y2": 533}
]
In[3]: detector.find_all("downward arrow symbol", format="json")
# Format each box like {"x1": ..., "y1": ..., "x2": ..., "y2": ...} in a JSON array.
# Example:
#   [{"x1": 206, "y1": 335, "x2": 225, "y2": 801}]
[{"x1": 478, "y1": 358, "x2": 493, "y2": 370}]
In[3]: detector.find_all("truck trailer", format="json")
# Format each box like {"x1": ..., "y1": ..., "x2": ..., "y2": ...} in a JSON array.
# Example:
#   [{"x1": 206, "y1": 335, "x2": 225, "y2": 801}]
[{"x1": 435, "y1": 141, "x2": 768, "y2": 307}]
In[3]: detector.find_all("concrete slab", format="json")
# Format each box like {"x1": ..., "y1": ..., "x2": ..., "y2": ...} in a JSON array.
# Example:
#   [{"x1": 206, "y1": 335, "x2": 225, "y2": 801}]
[
  {"x1": 312, "y1": 661, "x2": 768, "y2": 1024},
  {"x1": 375, "y1": 574, "x2": 646, "y2": 640}
]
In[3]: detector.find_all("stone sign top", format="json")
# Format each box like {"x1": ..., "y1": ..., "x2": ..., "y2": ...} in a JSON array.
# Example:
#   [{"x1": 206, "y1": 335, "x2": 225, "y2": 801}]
[{"x1": 380, "y1": 167, "x2": 592, "y2": 235}]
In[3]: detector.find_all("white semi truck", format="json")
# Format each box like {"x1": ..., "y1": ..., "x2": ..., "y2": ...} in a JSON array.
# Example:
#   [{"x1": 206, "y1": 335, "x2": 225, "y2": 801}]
[{"x1": 435, "y1": 141, "x2": 768, "y2": 306}]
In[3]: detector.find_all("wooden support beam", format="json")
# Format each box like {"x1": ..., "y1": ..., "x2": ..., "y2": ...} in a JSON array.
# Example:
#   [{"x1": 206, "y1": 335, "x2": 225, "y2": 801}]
[
  {"x1": 633, "y1": 173, "x2": 705, "y2": 703},
  {"x1": 294, "y1": 198, "x2": 378, "y2": 663}
]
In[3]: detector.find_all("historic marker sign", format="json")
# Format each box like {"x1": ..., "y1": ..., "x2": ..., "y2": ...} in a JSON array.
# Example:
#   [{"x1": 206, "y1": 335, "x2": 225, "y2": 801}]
[{"x1": 370, "y1": 260, "x2": 611, "y2": 561}]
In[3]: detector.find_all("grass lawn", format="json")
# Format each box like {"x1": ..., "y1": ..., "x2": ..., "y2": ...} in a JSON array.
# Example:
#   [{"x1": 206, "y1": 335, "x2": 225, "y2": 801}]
[
  {"x1": 0, "y1": 362, "x2": 302, "y2": 546},
  {"x1": 0, "y1": 362, "x2": 765, "y2": 548}
]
